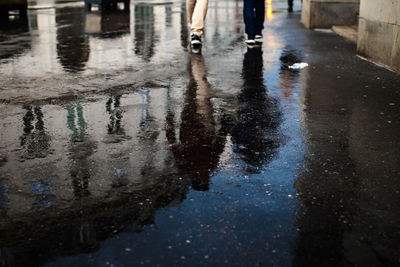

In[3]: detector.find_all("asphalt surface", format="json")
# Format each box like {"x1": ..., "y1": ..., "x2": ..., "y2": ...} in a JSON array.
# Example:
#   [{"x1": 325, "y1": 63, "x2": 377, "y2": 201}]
[{"x1": 0, "y1": 0, "x2": 399, "y2": 266}]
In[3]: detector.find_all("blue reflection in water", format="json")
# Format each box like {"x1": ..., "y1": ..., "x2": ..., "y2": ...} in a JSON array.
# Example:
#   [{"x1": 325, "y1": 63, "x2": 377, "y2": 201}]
[{"x1": 29, "y1": 181, "x2": 56, "y2": 208}]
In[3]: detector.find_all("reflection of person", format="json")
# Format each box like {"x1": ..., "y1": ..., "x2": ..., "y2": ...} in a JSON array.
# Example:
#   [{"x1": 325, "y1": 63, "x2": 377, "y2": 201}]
[
  {"x1": 288, "y1": 0, "x2": 302, "y2": 12},
  {"x1": 243, "y1": 0, "x2": 265, "y2": 45},
  {"x1": 166, "y1": 54, "x2": 229, "y2": 190},
  {"x1": 288, "y1": 0, "x2": 293, "y2": 12},
  {"x1": 66, "y1": 104, "x2": 96, "y2": 199},
  {"x1": 231, "y1": 48, "x2": 281, "y2": 170},
  {"x1": 20, "y1": 105, "x2": 51, "y2": 159},
  {"x1": 187, "y1": 0, "x2": 208, "y2": 45},
  {"x1": 106, "y1": 95, "x2": 125, "y2": 135}
]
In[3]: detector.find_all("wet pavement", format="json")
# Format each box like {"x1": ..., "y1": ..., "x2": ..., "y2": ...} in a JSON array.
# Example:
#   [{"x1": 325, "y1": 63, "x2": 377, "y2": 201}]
[{"x1": 0, "y1": 0, "x2": 400, "y2": 266}]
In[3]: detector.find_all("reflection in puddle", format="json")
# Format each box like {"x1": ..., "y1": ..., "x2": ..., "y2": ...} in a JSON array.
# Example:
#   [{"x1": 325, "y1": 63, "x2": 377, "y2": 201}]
[
  {"x1": 279, "y1": 49, "x2": 302, "y2": 98},
  {"x1": 56, "y1": 7, "x2": 89, "y2": 72},
  {"x1": 166, "y1": 54, "x2": 230, "y2": 191},
  {"x1": 29, "y1": 181, "x2": 56, "y2": 209},
  {"x1": 85, "y1": 9, "x2": 130, "y2": 38},
  {"x1": 20, "y1": 105, "x2": 51, "y2": 159},
  {"x1": 4, "y1": 0, "x2": 385, "y2": 266},
  {"x1": 0, "y1": 2, "x2": 303, "y2": 266},
  {"x1": 66, "y1": 104, "x2": 96, "y2": 199},
  {"x1": 0, "y1": 12, "x2": 30, "y2": 60},
  {"x1": 266, "y1": 0, "x2": 273, "y2": 20},
  {"x1": 106, "y1": 95, "x2": 124, "y2": 135},
  {"x1": 232, "y1": 48, "x2": 282, "y2": 171},
  {"x1": 134, "y1": 5, "x2": 155, "y2": 61}
]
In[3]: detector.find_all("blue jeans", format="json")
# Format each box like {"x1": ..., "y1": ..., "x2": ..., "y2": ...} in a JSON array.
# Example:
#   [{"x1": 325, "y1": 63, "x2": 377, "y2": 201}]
[{"x1": 243, "y1": 0, "x2": 265, "y2": 39}]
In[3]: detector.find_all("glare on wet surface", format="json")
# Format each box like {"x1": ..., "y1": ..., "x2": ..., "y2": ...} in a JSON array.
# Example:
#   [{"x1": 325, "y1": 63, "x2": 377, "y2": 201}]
[{"x1": 0, "y1": 0, "x2": 400, "y2": 266}]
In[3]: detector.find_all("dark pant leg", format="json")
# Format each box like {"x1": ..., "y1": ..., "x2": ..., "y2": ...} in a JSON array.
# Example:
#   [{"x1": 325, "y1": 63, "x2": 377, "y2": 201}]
[
  {"x1": 243, "y1": 0, "x2": 256, "y2": 39},
  {"x1": 288, "y1": 0, "x2": 293, "y2": 7},
  {"x1": 254, "y1": 0, "x2": 265, "y2": 35}
]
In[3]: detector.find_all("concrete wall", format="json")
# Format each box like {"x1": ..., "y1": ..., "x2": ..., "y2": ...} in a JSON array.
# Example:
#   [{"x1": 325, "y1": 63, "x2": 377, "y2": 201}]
[
  {"x1": 301, "y1": 0, "x2": 360, "y2": 29},
  {"x1": 357, "y1": 0, "x2": 400, "y2": 73}
]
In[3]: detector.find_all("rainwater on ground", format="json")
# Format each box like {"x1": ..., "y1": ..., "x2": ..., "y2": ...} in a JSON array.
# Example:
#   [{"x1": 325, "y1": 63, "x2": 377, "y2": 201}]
[{"x1": 0, "y1": 0, "x2": 399, "y2": 266}]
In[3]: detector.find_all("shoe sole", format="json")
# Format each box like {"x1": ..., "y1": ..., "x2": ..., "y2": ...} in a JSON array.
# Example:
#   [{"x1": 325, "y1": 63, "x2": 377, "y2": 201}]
[
  {"x1": 247, "y1": 44, "x2": 262, "y2": 48},
  {"x1": 191, "y1": 40, "x2": 201, "y2": 45}
]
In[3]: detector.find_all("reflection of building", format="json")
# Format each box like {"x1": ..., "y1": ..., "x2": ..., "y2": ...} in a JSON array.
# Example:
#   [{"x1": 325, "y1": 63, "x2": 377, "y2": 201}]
[
  {"x1": 0, "y1": 12, "x2": 30, "y2": 60},
  {"x1": 231, "y1": 48, "x2": 282, "y2": 171},
  {"x1": 180, "y1": 2, "x2": 189, "y2": 49},
  {"x1": 85, "y1": 0, "x2": 130, "y2": 11},
  {"x1": 0, "y1": 174, "x2": 189, "y2": 267},
  {"x1": 85, "y1": 9, "x2": 130, "y2": 38},
  {"x1": 56, "y1": 7, "x2": 89, "y2": 72},
  {"x1": 29, "y1": 181, "x2": 56, "y2": 209},
  {"x1": 0, "y1": 0, "x2": 27, "y2": 17},
  {"x1": 166, "y1": 54, "x2": 229, "y2": 190},
  {"x1": 134, "y1": 5, "x2": 155, "y2": 61},
  {"x1": 0, "y1": 88, "x2": 188, "y2": 265}
]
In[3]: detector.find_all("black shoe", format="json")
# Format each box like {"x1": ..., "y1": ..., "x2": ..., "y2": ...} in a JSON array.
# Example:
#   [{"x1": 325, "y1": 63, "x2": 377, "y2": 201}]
[
  {"x1": 288, "y1": 5, "x2": 293, "y2": 12},
  {"x1": 191, "y1": 34, "x2": 201, "y2": 45}
]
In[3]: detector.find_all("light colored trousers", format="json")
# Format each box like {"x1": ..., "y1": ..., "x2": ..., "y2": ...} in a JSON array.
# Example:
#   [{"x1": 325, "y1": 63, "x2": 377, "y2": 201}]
[{"x1": 186, "y1": 0, "x2": 208, "y2": 37}]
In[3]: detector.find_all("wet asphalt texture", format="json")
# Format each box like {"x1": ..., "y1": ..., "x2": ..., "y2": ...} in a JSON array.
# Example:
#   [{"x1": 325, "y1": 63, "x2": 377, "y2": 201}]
[{"x1": 0, "y1": 0, "x2": 400, "y2": 266}]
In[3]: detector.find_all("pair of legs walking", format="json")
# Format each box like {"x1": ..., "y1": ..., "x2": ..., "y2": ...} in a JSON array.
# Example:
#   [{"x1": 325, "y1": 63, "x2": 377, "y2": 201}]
[
  {"x1": 186, "y1": 0, "x2": 265, "y2": 45},
  {"x1": 243, "y1": 0, "x2": 265, "y2": 43},
  {"x1": 187, "y1": 0, "x2": 208, "y2": 44}
]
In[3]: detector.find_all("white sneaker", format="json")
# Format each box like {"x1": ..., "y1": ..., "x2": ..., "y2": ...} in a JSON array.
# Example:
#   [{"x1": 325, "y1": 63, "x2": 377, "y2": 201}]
[
  {"x1": 255, "y1": 35, "x2": 263, "y2": 43},
  {"x1": 245, "y1": 39, "x2": 255, "y2": 45}
]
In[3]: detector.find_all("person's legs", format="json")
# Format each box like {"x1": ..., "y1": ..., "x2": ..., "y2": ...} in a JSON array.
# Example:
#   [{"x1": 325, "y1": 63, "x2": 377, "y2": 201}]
[
  {"x1": 288, "y1": 0, "x2": 293, "y2": 12},
  {"x1": 186, "y1": 0, "x2": 195, "y2": 28},
  {"x1": 243, "y1": 0, "x2": 256, "y2": 39},
  {"x1": 191, "y1": 0, "x2": 208, "y2": 37},
  {"x1": 254, "y1": 0, "x2": 265, "y2": 35}
]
